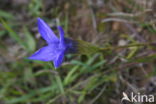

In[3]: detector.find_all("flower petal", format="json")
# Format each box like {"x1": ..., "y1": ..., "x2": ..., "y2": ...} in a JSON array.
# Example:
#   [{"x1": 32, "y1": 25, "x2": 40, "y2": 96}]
[
  {"x1": 38, "y1": 18, "x2": 59, "y2": 44},
  {"x1": 28, "y1": 45, "x2": 58, "y2": 61},
  {"x1": 58, "y1": 26, "x2": 65, "y2": 48},
  {"x1": 53, "y1": 51, "x2": 64, "y2": 68}
]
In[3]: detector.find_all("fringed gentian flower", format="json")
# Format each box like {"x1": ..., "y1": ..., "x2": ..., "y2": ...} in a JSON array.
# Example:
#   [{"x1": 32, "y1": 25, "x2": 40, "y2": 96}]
[{"x1": 28, "y1": 18, "x2": 77, "y2": 68}]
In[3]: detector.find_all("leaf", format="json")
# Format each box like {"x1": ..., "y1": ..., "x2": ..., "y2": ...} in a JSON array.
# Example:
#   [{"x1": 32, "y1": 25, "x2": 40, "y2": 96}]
[
  {"x1": 0, "y1": 18, "x2": 27, "y2": 49},
  {"x1": 23, "y1": 27, "x2": 36, "y2": 52},
  {"x1": 0, "y1": 10, "x2": 14, "y2": 19},
  {"x1": 64, "y1": 66, "x2": 79, "y2": 85}
]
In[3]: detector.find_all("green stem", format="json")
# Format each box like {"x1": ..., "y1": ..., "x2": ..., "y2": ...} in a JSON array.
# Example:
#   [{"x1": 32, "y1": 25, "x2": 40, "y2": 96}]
[
  {"x1": 48, "y1": 63, "x2": 65, "y2": 98},
  {"x1": 100, "y1": 43, "x2": 153, "y2": 51}
]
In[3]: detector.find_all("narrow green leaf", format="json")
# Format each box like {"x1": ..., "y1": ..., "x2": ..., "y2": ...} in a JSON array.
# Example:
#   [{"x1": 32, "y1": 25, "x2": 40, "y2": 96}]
[
  {"x1": 0, "y1": 10, "x2": 14, "y2": 19},
  {"x1": 23, "y1": 27, "x2": 36, "y2": 52},
  {"x1": 0, "y1": 18, "x2": 27, "y2": 49}
]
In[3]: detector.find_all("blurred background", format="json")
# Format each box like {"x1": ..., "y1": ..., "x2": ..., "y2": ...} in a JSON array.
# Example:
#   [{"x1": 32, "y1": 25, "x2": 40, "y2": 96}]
[{"x1": 0, "y1": 0, "x2": 156, "y2": 104}]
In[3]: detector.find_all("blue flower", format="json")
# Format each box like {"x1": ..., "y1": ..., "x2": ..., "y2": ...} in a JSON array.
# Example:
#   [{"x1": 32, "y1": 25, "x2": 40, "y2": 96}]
[{"x1": 28, "y1": 18, "x2": 77, "y2": 68}]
